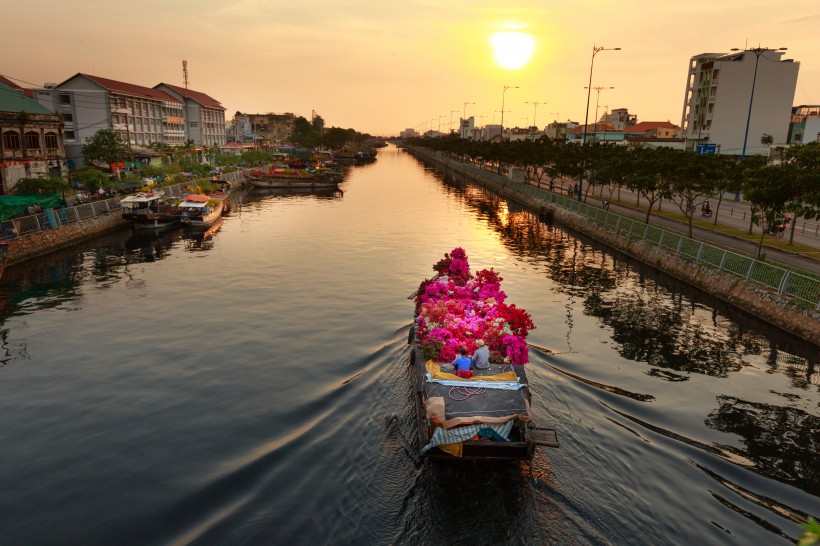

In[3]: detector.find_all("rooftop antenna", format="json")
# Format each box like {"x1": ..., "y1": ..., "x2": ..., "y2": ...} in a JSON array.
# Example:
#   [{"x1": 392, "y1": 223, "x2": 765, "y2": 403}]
[{"x1": 182, "y1": 60, "x2": 189, "y2": 89}]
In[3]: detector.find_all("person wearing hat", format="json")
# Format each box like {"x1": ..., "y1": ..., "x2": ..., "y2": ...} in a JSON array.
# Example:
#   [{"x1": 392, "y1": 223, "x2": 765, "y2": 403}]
[{"x1": 471, "y1": 339, "x2": 491, "y2": 370}]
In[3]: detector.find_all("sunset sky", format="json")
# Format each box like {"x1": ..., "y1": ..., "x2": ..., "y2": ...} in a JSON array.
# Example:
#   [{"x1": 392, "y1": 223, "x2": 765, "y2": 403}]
[{"x1": 2, "y1": 0, "x2": 818, "y2": 136}]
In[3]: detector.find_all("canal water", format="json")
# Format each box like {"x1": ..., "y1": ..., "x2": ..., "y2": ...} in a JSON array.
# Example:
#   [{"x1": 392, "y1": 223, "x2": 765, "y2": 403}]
[{"x1": 0, "y1": 144, "x2": 817, "y2": 545}]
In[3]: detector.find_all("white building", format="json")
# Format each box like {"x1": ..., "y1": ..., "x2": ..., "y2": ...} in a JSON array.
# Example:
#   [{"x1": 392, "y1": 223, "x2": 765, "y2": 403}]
[
  {"x1": 34, "y1": 73, "x2": 185, "y2": 166},
  {"x1": 459, "y1": 117, "x2": 474, "y2": 139},
  {"x1": 399, "y1": 128, "x2": 418, "y2": 139},
  {"x1": 154, "y1": 83, "x2": 226, "y2": 147},
  {"x1": 680, "y1": 49, "x2": 799, "y2": 155}
]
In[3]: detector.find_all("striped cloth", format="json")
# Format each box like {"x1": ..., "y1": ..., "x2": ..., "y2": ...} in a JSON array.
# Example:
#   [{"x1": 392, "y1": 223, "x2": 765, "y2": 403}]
[{"x1": 422, "y1": 421, "x2": 515, "y2": 453}]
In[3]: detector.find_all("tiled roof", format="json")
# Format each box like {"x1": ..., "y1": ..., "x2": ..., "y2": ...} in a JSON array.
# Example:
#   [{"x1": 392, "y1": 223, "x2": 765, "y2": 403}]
[
  {"x1": 73, "y1": 74, "x2": 181, "y2": 104},
  {"x1": 0, "y1": 76, "x2": 33, "y2": 98},
  {"x1": 157, "y1": 83, "x2": 224, "y2": 110},
  {"x1": 0, "y1": 82, "x2": 55, "y2": 115},
  {"x1": 624, "y1": 121, "x2": 679, "y2": 133}
]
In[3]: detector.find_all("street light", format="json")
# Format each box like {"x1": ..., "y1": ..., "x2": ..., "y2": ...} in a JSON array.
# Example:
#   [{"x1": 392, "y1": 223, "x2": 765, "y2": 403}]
[
  {"x1": 732, "y1": 46, "x2": 787, "y2": 161},
  {"x1": 580, "y1": 45, "x2": 620, "y2": 201},
  {"x1": 584, "y1": 86, "x2": 613, "y2": 140},
  {"x1": 526, "y1": 101, "x2": 545, "y2": 140},
  {"x1": 463, "y1": 102, "x2": 475, "y2": 120},
  {"x1": 500, "y1": 85, "x2": 518, "y2": 142}
]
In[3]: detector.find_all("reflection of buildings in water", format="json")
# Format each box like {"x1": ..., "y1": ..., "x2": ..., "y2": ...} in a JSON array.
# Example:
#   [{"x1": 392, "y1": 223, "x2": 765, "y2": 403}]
[{"x1": 705, "y1": 395, "x2": 819, "y2": 495}]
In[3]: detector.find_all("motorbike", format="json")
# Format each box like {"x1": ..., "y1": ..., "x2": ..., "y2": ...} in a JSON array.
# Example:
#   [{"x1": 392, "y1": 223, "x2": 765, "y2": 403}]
[
  {"x1": 763, "y1": 225, "x2": 785, "y2": 238},
  {"x1": 701, "y1": 207, "x2": 713, "y2": 217}
]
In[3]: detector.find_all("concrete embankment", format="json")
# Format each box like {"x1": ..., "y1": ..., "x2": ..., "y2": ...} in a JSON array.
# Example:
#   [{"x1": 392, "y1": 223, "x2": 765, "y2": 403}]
[
  {"x1": 5, "y1": 171, "x2": 248, "y2": 267},
  {"x1": 404, "y1": 146, "x2": 820, "y2": 346}
]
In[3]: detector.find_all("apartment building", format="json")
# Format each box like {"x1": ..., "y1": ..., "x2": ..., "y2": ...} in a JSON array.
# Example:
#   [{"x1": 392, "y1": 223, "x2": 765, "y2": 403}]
[
  {"x1": 680, "y1": 49, "x2": 799, "y2": 155},
  {"x1": 154, "y1": 83, "x2": 226, "y2": 147},
  {"x1": 34, "y1": 74, "x2": 186, "y2": 166},
  {"x1": 788, "y1": 105, "x2": 820, "y2": 144}
]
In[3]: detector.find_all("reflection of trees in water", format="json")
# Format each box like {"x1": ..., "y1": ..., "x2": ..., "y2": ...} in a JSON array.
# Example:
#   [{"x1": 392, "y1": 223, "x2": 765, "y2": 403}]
[
  {"x1": 433, "y1": 168, "x2": 818, "y2": 381},
  {"x1": 705, "y1": 395, "x2": 819, "y2": 495},
  {"x1": 587, "y1": 288, "x2": 744, "y2": 376}
]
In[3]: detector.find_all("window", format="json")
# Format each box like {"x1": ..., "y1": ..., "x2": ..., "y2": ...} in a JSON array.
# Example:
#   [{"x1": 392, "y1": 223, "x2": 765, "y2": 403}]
[
  {"x1": 2, "y1": 131, "x2": 21, "y2": 149},
  {"x1": 25, "y1": 131, "x2": 40, "y2": 150},
  {"x1": 64, "y1": 131, "x2": 76, "y2": 140},
  {"x1": 45, "y1": 133, "x2": 59, "y2": 149},
  {"x1": 62, "y1": 113, "x2": 73, "y2": 122},
  {"x1": 59, "y1": 94, "x2": 71, "y2": 105}
]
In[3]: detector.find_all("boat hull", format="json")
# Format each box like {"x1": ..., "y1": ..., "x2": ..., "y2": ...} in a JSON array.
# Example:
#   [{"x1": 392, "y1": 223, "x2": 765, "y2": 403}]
[
  {"x1": 123, "y1": 212, "x2": 181, "y2": 230},
  {"x1": 248, "y1": 177, "x2": 339, "y2": 189},
  {"x1": 180, "y1": 201, "x2": 224, "y2": 229},
  {"x1": 409, "y1": 334, "x2": 537, "y2": 461}
]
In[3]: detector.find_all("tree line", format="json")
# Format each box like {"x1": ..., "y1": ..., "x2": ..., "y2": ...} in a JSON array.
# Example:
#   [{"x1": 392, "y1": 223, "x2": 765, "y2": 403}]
[{"x1": 407, "y1": 135, "x2": 819, "y2": 246}]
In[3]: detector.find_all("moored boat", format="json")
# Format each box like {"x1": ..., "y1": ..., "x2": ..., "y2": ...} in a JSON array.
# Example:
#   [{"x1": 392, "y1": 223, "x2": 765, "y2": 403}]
[
  {"x1": 247, "y1": 168, "x2": 340, "y2": 189},
  {"x1": 179, "y1": 194, "x2": 226, "y2": 228},
  {"x1": 120, "y1": 191, "x2": 182, "y2": 230},
  {"x1": 409, "y1": 247, "x2": 559, "y2": 460}
]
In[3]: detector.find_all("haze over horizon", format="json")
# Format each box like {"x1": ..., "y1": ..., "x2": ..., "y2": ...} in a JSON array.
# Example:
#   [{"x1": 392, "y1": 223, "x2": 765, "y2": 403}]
[{"x1": 3, "y1": 0, "x2": 818, "y2": 136}]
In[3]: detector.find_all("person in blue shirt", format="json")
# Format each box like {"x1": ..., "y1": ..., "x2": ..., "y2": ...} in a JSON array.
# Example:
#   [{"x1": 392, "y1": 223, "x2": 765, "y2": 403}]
[{"x1": 452, "y1": 347, "x2": 473, "y2": 378}]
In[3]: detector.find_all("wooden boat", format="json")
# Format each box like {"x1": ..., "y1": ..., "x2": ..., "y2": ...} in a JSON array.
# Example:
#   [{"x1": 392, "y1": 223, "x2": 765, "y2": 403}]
[
  {"x1": 120, "y1": 191, "x2": 181, "y2": 230},
  {"x1": 409, "y1": 248, "x2": 558, "y2": 461},
  {"x1": 247, "y1": 169, "x2": 340, "y2": 189},
  {"x1": 179, "y1": 193, "x2": 226, "y2": 228}
]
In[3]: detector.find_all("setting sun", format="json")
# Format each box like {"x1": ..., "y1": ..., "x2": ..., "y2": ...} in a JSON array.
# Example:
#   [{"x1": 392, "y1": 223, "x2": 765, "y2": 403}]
[{"x1": 491, "y1": 31, "x2": 535, "y2": 69}]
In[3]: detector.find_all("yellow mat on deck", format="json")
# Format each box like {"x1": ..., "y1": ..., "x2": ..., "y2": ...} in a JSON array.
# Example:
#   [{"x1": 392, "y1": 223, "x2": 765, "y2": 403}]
[{"x1": 426, "y1": 360, "x2": 518, "y2": 382}]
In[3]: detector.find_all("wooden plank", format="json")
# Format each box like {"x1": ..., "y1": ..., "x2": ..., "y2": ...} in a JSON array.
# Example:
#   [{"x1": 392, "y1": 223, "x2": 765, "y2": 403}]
[{"x1": 531, "y1": 428, "x2": 559, "y2": 448}]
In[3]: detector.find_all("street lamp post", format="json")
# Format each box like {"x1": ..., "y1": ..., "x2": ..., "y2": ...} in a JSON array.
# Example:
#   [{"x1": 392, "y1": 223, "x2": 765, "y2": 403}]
[
  {"x1": 580, "y1": 45, "x2": 620, "y2": 201},
  {"x1": 500, "y1": 85, "x2": 518, "y2": 142},
  {"x1": 584, "y1": 86, "x2": 613, "y2": 141},
  {"x1": 732, "y1": 45, "x2": 787, "y2": 200},
  {"x1": 525, "y1": 101, "x2": 544, "y2": 140},
  {"x1": 734, "y1": 46, "x2": 787, "y2": 161}
]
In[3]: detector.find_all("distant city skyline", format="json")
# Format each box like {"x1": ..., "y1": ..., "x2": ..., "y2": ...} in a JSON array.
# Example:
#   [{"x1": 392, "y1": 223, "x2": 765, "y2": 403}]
[{"x1": 2, "y1": 0, "x2": 818, "y2": 136}]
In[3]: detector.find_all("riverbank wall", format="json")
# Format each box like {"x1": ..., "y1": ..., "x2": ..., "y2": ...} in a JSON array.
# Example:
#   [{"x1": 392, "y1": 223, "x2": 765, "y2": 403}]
[{"x1": 404, "y1": 146, "x2": 820, "y2": 346}]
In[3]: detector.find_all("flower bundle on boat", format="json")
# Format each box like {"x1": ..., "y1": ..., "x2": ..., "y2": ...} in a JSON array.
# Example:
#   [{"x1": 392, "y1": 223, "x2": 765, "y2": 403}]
[
  {"x1": 409, "y1": 248, "x2": 557, "y2": 460},
  {"x1": 414, "y1": 247, "x2": 535, "y2": 366}
]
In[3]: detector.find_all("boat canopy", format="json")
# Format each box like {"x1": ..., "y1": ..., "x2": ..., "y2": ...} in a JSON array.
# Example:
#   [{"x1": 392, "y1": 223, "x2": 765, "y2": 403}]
[{"x1": 183, "y1": 194, "x2": 210, "y2": 202}]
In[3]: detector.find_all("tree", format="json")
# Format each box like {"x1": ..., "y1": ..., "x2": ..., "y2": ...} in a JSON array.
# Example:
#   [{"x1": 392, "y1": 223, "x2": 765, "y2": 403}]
[
  {"x1": 668, "y1": 151, "x2": 718, "y2": 238},
  {"x1": 70, "y1": 165, "x2": 114, "y2": 195},
  {"x1": 82, "y1": 129, "x2": 131, "y2": 179},
  {"x1": 744, "y1": 163, "x2": 795, "y2": 252},
  {"x1": 12, "y1": 175, "x2": 72, "y2": 197}
]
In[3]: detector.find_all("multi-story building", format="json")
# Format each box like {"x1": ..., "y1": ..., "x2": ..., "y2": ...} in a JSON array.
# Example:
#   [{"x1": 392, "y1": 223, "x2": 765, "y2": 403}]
[
  {"x1": 600, "y1": 108, "x2": 637, "y2": 131},
  {"x1": 34, "y1": 73, "x2": 186, "y2": 166},
  {"x1": 0, "y1": 82, "x2": 66, "y2": 193},
  {"x1": 239, "y1": 113, "x2": 297, "y2": 146},
  {"x1": 680, "y1": 49, "x2": 799, "y2": 155},
  {"x1": 399, "y1": 128, "x2": 418, "y2": 139},
  {"x1": 459, "y1": 117, "x2": 474, "y2": 139},
  {"x1": 788, "y1": 105, "x2": 820, "y2": 144},
  {"x1": 154, "y1": 83, "x2": 226, "y2": 147}
]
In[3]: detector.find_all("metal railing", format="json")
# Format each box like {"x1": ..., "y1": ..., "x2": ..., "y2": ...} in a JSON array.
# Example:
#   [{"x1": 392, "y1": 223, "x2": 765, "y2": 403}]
[
  {"x1": 428, "y1": 150, "x2": 820, "y2": 309},
  {"x1": 0, "y1": 198, "x2": 122, "y2": 239},
  {"x1": 0, "y1": 170, "x2": 247, "y2": 241}
]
